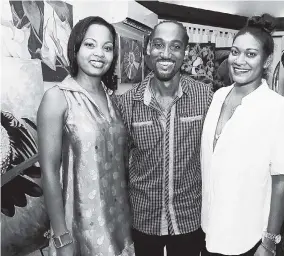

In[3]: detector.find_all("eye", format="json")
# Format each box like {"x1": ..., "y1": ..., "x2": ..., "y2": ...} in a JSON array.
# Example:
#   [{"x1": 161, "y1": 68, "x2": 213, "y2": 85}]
[
  {"x1": 104, "y1": 45, "x2": 113, "y2": 52},
  {"x1": 84, "y1": 42, "x2": 95, "y2": 48},
  {"x1": 246, "y1": 52, "x2": 257, "y2": 58},
  {"x1": 230, "y1": 49, "x2": 239, "y2": 56},
  {"x1": 153, "y1": 43, "x2": 164, "y2": 49},
  {"x1": 171, "y1": 44, "x2": 182, "y2": 50}
]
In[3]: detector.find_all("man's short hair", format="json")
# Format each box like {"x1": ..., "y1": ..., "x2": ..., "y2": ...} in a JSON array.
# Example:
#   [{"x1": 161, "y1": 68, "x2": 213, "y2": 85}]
[{"x1": 149, "y1": 20, "x2": 189, "y2": 47}]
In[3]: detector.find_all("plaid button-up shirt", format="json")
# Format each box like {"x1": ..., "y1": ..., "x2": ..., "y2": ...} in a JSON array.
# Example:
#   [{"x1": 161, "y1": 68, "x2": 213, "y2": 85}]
[{"x1": 115, "y1": 73, "x2": 213, "y2": 235}]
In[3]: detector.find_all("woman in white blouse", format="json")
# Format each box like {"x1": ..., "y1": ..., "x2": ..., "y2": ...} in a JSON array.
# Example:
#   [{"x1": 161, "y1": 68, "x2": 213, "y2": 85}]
[{"x1": 201, "y1": 14, "x2": 284, "y2": 256}]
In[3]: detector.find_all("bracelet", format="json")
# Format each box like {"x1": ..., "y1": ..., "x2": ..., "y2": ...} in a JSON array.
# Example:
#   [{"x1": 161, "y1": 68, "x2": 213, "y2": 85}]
[{"x1": 261, "y1": 242, "x2": 276, "y2": 256}]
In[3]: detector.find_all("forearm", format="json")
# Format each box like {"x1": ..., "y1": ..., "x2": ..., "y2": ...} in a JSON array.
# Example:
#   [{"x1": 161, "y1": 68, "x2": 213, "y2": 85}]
[
  {"x1": 42, "y1": 171, "x2": 68, "y2": 236},
  {"x1": 267, "y1": 175, "x2": 284, "y2": 234}
]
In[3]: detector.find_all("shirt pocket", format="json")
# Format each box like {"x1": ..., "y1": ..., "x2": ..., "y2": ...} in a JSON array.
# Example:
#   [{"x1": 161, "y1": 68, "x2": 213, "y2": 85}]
[
  {"x1": 179, "y1": 114, "x2": 203, "y2": 123},
  {"x1": 131, "y1": 120, "x2": 161, "y2": 150},
  {"x1": 178, "y1": 114, "x2": 204, "y2": 154},
  {"x1": 132, "y1": 120, "x2": 153, "y2": 127}
]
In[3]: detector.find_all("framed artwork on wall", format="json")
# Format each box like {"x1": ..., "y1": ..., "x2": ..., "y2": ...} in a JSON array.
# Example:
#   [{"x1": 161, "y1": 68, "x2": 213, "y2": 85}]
[
  {"x1": 119, "y1": 35, "x2": 143, "y2": 84},
  {"x1": 213, "y1": 47, "x2": 233, "y2": 91},
  {"x1": 270, "y1": 34, "x2": 284, "y2": 95},
  {"x1": 143, "y1": 34, "x2": 153, "y2": 79},
  {"x1": 181, "y1": 43, "x2": 215, "y2": 85}
]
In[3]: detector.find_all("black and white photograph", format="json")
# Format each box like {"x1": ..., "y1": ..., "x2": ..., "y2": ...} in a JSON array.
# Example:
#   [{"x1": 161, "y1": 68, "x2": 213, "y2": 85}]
[{"x1": 1, "y1": 1, "x2": 284, "y2": 256}]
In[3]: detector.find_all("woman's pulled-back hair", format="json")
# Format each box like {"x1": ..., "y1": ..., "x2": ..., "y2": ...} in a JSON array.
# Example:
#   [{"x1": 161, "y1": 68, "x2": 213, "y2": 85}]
[{"x1": 233, "y1": 14, "x2": 276, "y2": 79}]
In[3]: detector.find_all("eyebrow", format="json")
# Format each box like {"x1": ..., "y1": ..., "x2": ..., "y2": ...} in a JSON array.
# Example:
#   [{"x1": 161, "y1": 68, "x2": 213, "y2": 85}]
[
  {"x1": 152, "y1": 38, "x2": 183, "y2": 44},
  {"x1": 231, "y1": 46, "x2": 259, "y2": 51},
  {"x1": 83, "y1": 38, "x2": 113, "y2": 44}
]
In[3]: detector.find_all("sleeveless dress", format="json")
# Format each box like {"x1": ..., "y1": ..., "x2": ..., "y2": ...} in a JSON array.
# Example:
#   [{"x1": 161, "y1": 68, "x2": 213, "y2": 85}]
[{"x1": 48, "y1": 76, "x2": 134, "y2": 256}]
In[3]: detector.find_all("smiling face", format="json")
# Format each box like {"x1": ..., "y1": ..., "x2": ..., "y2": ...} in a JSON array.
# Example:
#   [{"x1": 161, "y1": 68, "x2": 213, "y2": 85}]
[
  {"x1": 76, "y1": 24, "x2": 114, "y2": 78},
  {"x1": 149, "y1": 22, "x2": 186, "y2": 81},
  {"x1": 228, "y1": 32, "x2": 268, "y2": 87}
]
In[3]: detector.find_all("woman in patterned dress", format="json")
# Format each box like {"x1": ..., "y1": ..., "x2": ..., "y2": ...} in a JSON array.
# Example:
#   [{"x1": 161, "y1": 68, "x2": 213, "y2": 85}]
[{"x1": 37, "y1": 16, "x2": 133, "y2": 256}]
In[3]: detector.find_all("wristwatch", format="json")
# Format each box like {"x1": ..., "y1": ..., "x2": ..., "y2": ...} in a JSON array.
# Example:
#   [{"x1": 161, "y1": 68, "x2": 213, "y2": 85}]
[
  {"x1": 52, "y1": 231, "x2": 73, "y2": 249},
  {"x1": 263, "y1": 231, "x2": 282, "y2": 244}
]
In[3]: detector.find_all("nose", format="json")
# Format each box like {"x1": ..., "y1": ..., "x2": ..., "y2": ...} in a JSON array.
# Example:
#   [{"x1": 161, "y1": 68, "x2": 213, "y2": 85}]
[
  {"x1": 234, "y1": 53, "x2": 246, "y2": 65},
  {"x1": 161, "y1": 45, "x2": 171, "y2": 59},
  {"x1": 92, "y1": 46, "x2": 104, "y2": 57}
]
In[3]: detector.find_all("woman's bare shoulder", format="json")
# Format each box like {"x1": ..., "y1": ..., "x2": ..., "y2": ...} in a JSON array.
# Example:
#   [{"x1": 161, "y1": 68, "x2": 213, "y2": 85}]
[{"x1": 38, "y1": 86, "x2": 67, "y2": 117}]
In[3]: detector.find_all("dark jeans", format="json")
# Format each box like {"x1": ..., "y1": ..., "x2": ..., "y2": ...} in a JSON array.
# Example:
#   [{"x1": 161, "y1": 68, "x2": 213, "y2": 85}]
[
  {"x1": 132, "y1": 228, "x2": 205, "y2": 256},
  {"x1": 201, "y1": 240, "x2": 261, "y2": 256}
]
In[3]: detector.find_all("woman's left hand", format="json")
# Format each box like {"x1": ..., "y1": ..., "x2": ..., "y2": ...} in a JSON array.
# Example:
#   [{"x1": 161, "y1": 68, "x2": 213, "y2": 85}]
[{"x1": 254, "y1": 244, "x2": 275, "y2": 256}]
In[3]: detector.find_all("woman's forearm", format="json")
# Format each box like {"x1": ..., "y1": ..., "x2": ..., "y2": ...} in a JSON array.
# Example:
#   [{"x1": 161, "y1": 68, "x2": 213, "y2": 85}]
[
  {"x1": 267, "y1": 175, "x2": 284, "y2": 234},
  {"x1": 42, "y1": 171, "x2": 68, "y2": 236}
]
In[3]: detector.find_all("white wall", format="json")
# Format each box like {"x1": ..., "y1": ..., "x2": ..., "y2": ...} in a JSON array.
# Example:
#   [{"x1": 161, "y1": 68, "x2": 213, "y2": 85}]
[
  {"x1": 71, "y1": 0, "x2": 157, "y2": 28},
  {"x1": 72, "y1": 0, "x2": 130, "y2": 25}
]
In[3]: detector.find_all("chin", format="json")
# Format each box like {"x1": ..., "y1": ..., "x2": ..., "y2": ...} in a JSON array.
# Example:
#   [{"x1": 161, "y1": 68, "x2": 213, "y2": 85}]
[
  {"x1": 156, "y1": 75, "x2": 174, "y2": 81},
  {"x1": 231, "y1": 75, "x2": 249, "y2": 85},
  {"x1": 155, "y1": 71, "x2": 175, "y2": 81},
  {"x1": 86, "y1": 70, "x2": 107, "y2": 78}
]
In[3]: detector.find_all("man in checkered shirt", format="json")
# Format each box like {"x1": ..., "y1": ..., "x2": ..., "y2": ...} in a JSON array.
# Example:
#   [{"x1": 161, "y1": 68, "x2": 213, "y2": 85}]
[{"x1": 116, "y1": 21, "x2": 213, "y2": 256}]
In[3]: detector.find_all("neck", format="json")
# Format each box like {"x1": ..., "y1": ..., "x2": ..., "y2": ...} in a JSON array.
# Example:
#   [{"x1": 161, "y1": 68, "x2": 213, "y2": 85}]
[
  {"x1": 234, "y1": 78, "x2": 263, "y2": 97},
  {"x1": 75, "y1": 71, "x2": 103, "y2": 94},
  {"x1": 152, "y1": 72, "x2": 181, "y2": 97}
]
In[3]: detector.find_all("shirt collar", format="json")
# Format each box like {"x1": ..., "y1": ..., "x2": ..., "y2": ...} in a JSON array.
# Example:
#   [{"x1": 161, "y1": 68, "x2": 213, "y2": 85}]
[
  {"x1": 133, "y1": 73, "x2": 198, "y2": 105},
  {"x1": 241, "y1": 79, "x2": 269, "y2": 104},
  {"x1": 60, "y1": 75, "x2": 113, "y2": 95}
]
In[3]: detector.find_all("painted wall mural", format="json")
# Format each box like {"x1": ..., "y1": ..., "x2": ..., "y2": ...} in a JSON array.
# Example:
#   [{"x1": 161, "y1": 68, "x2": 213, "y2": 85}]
[
  {"x1": 1, "y1": 1, "x2": 73, "y2": 255},
  {"x1": 2, "y1": 0, "x2": 73, "y2": 82},
  {"x1": 1, "y1": 111, "x2": 50, "y2": 256},
  {"x1": 120, "y1": 36, "x2": 143, "y2": 83}
]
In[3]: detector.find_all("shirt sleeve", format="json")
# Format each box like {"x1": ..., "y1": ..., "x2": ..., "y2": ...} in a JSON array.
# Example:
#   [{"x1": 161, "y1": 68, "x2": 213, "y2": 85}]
[{"x1": 270, "y1": 108, "x2": 284, "y2": 175}]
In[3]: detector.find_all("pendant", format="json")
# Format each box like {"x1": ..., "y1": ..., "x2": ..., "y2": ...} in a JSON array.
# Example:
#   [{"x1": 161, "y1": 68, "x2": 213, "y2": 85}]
[{"x1": 215, "y1": 133, "x2": 220, "y2": 140}]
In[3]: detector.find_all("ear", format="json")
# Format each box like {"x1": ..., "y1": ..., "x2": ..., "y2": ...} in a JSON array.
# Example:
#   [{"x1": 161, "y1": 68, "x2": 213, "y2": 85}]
[
  {"x1": 146, "y1": 40, "x2": 151, "y2": 55},
  {"x1": 264, "y1": 54, "x2": 273, "y2": 69}
]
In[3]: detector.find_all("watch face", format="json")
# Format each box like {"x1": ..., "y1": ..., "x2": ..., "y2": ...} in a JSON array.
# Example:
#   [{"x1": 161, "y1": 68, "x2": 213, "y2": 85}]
[{"x1": 275, "y1": 235, "x2": 282, "y2": 244}]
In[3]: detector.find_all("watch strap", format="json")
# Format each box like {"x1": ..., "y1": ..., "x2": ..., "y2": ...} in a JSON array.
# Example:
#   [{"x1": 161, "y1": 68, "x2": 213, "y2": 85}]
[
  {"x1": 261, "y1": 242, "x2": 276, "y2": 256},
  {"x1": 52, "y1": 231, "x2": 73, "y2": 249}
]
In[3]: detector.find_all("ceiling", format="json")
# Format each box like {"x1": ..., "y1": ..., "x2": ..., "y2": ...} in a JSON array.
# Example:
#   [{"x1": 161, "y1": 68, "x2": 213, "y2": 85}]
[{"x1": 160, "y1": 1, "x2": 284, "y2": 18}]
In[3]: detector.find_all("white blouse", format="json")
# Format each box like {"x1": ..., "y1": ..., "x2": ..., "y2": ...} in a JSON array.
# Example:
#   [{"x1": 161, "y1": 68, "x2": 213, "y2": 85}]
[{"x1": 201, "y1": 79, "x2": 284, "y2": 255}]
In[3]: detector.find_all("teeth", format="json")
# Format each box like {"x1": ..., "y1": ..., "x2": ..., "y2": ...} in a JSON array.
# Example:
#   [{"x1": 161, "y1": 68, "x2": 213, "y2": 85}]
[
  {"x1": 90, "y1": 61, "x2": 104, "y2": 68},
  {"x1": 234, "y1": 68, "x2": 249, "y2": 72},
  {"x1": 159, "y1": 61, "x2": 173, "y2": 65}
]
